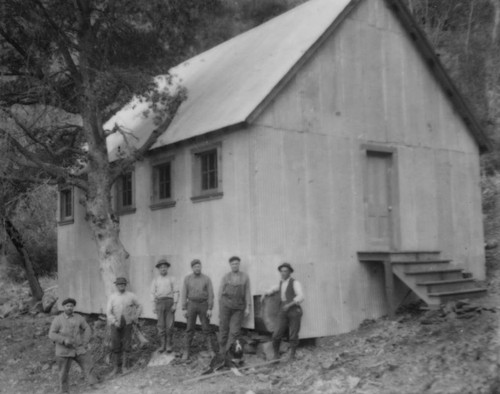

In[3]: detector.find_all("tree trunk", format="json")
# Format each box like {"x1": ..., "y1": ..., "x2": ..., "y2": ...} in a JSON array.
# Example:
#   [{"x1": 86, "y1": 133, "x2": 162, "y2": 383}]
[
  {"x1": 4, "y1": 218, "x2": 44, "y2": 300},
  {"x1": 83, "y1": 170, "x2": 130, "y2": 298}
]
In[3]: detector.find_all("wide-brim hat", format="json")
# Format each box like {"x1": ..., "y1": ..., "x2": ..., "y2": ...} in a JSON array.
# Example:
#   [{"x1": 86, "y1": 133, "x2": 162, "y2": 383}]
[
  {"x1": 191, "y1": 259, "x2": 201, "y2": 267},
  {"x1": 62, "y1": 298, "x2": 76, "y2": 306},
  {"x1": 114, "y1": 277, "x2": 128, "y2": 285},
  {"x1": 156, "y1": 259, "x2": 170, "y2": 268},
  {"x1": 278, "y1": 262, "x2": 294, "y2": 273}
]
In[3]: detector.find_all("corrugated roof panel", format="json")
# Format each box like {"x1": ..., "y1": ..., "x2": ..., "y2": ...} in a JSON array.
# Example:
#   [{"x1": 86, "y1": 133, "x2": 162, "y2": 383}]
[{"x1": 106, "y1": 0, "x2": 352, "y2": 158}]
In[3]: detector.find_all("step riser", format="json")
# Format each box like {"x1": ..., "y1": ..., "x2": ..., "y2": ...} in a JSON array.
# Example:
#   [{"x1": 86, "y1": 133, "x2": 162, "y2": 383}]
[
  {"x1": 388, "y1": 253, "x2": 441, "y2": 262},
  {"x1": 392, "y1": 262, "x2": 452, "y2": 273},
  {"x1": 420, "y1": 282, "x2": 478, "y2": 293},
  {"x1": 431, "y1": 291, "x2": 486, "y2": 304}
]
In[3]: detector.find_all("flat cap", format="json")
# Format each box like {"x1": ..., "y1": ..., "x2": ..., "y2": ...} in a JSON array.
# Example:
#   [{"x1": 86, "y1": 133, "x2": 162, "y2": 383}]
[
  {"x1": 228, "y1": 256, "x2": 241, "y2": 263},
  {"x1": 278, "y1": 262, "x2": 294, "y2": 273},
  {"x1": 62, "y1": 298, "x2": 76, "y2": 306},
  {"x1": 155, "y1": 259, "x2": 170, "y2": 268},
  {"x1": 114, "y1": 277, "x2": 128, "y2": 285},
  {"x1": 191, "y1": 259, "x2": 201, "y2": 267}
]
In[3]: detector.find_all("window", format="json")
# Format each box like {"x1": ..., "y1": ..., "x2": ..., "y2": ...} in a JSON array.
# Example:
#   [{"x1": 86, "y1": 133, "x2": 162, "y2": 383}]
[
  {"x1": 116, "y1": 172, "x2": 136, "y2": 214},
  {"x1": 151, "y1": 156, "x2": 176, "y2": 210},
  {"x1": 191, "y1": 143, "x2": 223, "y2": 202},
  {"x1": 59, "y1": 187, "x2": 74, "y2": 225}
]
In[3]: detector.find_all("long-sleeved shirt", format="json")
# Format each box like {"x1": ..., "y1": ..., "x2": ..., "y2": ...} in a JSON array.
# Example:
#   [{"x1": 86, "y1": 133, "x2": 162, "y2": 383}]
[
  {"x1": 181, "y1": 273, "x2": 214, "y2": 310},
  {"x1": 151, "y1": 275, "x2": 179, "y2": 304},
  {"x1": 49, "y1": 312, "x2": 91, "y2": 357},
  {"x1": 267, "y1": 278, "x2": 305, "y2": 304},
  {"x1": 218, "y1": 271, "x2": 251, "y2": 310},
  {"x1": 106, "y1": 291, "x2": 142, "y2": 326}
]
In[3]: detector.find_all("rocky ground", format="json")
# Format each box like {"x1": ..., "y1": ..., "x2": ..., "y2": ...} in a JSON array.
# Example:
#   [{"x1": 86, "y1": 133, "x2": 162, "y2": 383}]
[{"x1": 0, "y1": 271, "x2": 499, "y2": 394}]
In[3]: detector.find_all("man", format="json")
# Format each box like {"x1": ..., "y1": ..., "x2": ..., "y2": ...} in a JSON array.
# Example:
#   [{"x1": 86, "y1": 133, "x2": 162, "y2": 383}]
[
  {"x1": 262, "y1": 262, "x2": 304, "y2": 361},
  {"x1": 151, "y1": 259, "x2": 179, "y2": 353},
  {"x1": 218, "y1": 256, "x2": 251, "y2": 353},
  {"x1": 106, "y1": 277, "x2": 142, "y2": 376},
  {"x1": 49, "y1": 298, "x2": 98, "y2": 393},
  {"x1": 181, "y1": 259, "x2": 215, "y2": 360}
]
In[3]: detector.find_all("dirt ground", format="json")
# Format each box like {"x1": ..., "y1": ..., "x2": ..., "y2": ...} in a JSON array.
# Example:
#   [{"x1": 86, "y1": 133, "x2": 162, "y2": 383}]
[{"x1": 1, "y1": 271, "x2": 499, "y2": 394}]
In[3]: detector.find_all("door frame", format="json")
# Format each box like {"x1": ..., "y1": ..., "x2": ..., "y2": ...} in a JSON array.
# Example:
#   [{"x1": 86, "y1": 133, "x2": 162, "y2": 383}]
[{"x1": 360, "y1": 144, "x2": 401, "y2": 251}]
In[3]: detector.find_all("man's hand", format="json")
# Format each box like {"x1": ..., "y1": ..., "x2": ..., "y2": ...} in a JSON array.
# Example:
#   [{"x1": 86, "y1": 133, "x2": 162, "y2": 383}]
[
  {"x1": 260, "y1": 294, "x2": 267, "y2": 304},
  {"x1": 171, "y1": 304, "x2": 177, "y2": 313},
  {"x1": 153, "y1": 302, "x2": 158, "y2": 315},
  {"x1": 282, "y1": 302, "x2": 293, "y2": 312},
  {"x1": 183, "y1": 310, "x2": 188, "y2": 319},
  {"x1": 63, "y1": 339, "x2": 73, "y2": 347},
  {"x1": 244, "y1": 306, "x2": 250, "y2": 318},
  {"x1": 207, "y1": 309, "x2": 212, "y2": 319}
]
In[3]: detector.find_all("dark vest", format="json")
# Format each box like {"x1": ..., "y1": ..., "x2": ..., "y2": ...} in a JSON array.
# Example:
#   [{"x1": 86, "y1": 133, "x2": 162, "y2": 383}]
[{"x1": 279, "y1": 278, "x2": 296, "y2": 303}]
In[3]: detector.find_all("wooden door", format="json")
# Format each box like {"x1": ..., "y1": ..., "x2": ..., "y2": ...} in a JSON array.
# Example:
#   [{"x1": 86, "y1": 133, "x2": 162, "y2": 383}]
[{"x1": 364, "y1": 151, "x2": 395, "y2": 250}]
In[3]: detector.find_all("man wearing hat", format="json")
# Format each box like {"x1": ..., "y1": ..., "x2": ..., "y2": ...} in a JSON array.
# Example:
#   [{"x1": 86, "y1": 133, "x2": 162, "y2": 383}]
[
  {"x1": 49, "y1": 298, "x2": 98, "y2": 393},
  {"x1": 106, "y1": 277, "x2": 142, "y2": 376},
  {"x1": 218, "y1": 256, "x2": 252, "y2": 353},
  {"x1": 180, "y1": 259, "x2": 215, "y2": 360},
  {"x1": 151, "y1": 259, "x2": 179, "y2": 353},
  {"x1": 262, "y1": 262, "x2": 304, "y2": 361}
]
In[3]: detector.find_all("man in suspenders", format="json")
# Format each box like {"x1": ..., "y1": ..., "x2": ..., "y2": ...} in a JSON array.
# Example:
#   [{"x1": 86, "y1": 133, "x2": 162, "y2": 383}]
[{"x1": 262, "y1": 262, "x2": 304, "y2": 361}]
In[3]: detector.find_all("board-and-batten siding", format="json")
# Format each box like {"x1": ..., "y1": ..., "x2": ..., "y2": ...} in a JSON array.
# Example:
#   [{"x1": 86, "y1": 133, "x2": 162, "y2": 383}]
[
  {"x1": 252, "y1": 0, "x2": 484, "y2": 332},
  {"x1": 58, "y1": 0, "x2": 485, "y2": 338}
]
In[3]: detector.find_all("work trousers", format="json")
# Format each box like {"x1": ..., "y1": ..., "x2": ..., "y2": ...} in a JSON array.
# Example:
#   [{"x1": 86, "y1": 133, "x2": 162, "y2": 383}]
[
  {"x1": 272, "y1": 304, "x2": 302, "y2": 348},
  {"x1": 186, "y1": 300, "x2": 211, "y2": 345},
  {"x1": 57, "y1": 353, "x2": 97, "y2": 393},
  {"x1": 110, "y1": 321, "x2": 133, "y2": 359},
  {"x1": 218, "y1": 305, "x2": 244, "y2": 352},
  {"x1": 156, "y1": 297, "x2": 174, "y2": 338}
]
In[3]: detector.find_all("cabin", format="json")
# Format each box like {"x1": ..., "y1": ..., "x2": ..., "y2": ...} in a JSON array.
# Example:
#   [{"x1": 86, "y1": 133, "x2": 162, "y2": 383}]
[{"x1": 57, "y1": 0, "x2": 489, "y2": 338}]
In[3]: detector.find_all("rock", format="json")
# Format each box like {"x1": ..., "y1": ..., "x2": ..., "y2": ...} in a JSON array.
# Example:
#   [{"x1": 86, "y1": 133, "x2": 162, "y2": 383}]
[
  {"x1": 321, "y1": 360, "x2": 336, "y2": 370},
  {"x1": 30, "y1": 301, "x2": 44, "y2": 314},
  {"x1": 279, "y1": 341, "x2": 290, "y2": 353},
  {"x1": 147, "y1": 351, "x2": 175, "y2": 367},
  {"x1": 256, "y1": 373, "x2": 268, "y2": 382},
  {"x1": 0, "y1": 301, "x2": 19, "y2": 318},
  {"x1": 49, "y1": 303, "x2": 59, "y2": 315},
  {"x1": 42, "y1": 289, "x2": 58, "y2": 313},
  {"x1": 245, "y1": 391, "x2": 256, "y2": 394},
  {"x1": 347, "y1": 376, "x2": 361, "y2": 389},
  {"x1": 257, "y1": 341, "x2": 275, "y2": 361}
]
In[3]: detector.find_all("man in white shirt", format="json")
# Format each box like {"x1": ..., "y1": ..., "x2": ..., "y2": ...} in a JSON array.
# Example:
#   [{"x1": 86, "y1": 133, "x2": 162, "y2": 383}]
[
  {"x1": 106, "y1": 277, "x2": 142, "y2": 376},
  {"x1": 151, "y1": 259, "x2": 179, "y2": 353},
  {"x1": 262, "y1": 262, "x2": 304, "y2": 361}
]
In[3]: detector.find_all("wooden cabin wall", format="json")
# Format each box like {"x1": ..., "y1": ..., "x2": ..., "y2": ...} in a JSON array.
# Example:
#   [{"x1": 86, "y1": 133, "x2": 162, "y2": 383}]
[{"x1": 253, "y1": 0, "x2": 485, "y2": 334}]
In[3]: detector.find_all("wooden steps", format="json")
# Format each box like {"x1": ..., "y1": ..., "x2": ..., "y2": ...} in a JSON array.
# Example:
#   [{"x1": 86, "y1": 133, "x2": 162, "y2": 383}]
[{"x1": 358, "y1": 251, "x2": 487, "y2": 316}]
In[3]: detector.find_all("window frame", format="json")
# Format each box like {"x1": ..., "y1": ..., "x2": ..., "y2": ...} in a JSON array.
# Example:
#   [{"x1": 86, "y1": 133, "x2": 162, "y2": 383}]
[
  {"x1": 150, "y1": 154, "x2": 176, "y2": 210},
  {"x1": 58, "y1": 187, "x2": 74, "y2": 225},
  {"x1": 115, "y1": 171, "x2": 136, "y2": 215},
  {"x1": 191, "y1": 142, "x2": 223, "y2": 202}
]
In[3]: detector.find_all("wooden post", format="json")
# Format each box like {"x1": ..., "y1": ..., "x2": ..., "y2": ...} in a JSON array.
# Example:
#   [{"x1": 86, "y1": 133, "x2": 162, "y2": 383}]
[{"x1": 383, "y1": 259, "x2": 395, "y2": 319}]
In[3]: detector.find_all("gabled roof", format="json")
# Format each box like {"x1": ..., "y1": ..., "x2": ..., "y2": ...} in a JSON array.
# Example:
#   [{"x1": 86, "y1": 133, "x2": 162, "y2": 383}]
[{"x1": 106, "y1": 0, "x2": 490, "y2": 157}]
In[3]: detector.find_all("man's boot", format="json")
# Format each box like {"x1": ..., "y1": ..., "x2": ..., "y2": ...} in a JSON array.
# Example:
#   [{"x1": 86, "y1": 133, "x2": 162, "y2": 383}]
[
  {"x1": 158, "y1": 335, "x2": 166, "y2": 353},
  {"x1": 182, "y1": 336, "x2": 191, "y2": 361},
  {"x1": 166, "y1": 333, "x2": 173, "y2": 353},
  {"x1": 206, "y1": 336, "x2": 215, "y2": 356},
  {"x1": 289, "y1": 345, "x2": 297, "y2": 361},
  {"x1": 106, "y1": 353, "x2": 121, "y2": 378},
  {"x1": 272, "y1": 340, "x2": 281, "y2": 360}
]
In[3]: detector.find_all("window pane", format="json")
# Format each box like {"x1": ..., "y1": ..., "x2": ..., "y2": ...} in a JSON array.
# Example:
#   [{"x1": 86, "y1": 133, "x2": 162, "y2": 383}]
[
  {"x1": 122, "y1": 173, "x2": 133, "y2": 207},
  {"x1": 60, "y1": 189, "x2": 72, "y2": 219},
  {"x1": 157, "y1": 163, "x2": 171, "y2": 200},
  {"x1": 200, "y1": 150, "x2": 218, "y2": 191}
]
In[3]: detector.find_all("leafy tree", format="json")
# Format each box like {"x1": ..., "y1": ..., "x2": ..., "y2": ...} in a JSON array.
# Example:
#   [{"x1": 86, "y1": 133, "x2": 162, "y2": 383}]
[{"x1": 0, "y1": 0, "x2": 231, "y2": 296}]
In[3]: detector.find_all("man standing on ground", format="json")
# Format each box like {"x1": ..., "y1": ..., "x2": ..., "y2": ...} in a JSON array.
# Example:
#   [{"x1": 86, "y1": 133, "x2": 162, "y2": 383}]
[
  {"x1": 218, "y1": 256, "x2": 251, "y2": 353},
  {"x1": 262, "y1": 262, "x2": 304, "y2": 361},
  {"x1": 181, "y1": 259, "x2": 215, "y2": 360},
  {"x1": 106, "y1": 277, "x2": 142, "y2": 376},
  {"x1": 151, "y1": 259, "x2": 179, "y2": 353},
  {"x1": 49, "y1": 297, "x2": 98, "y2": 393}
]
